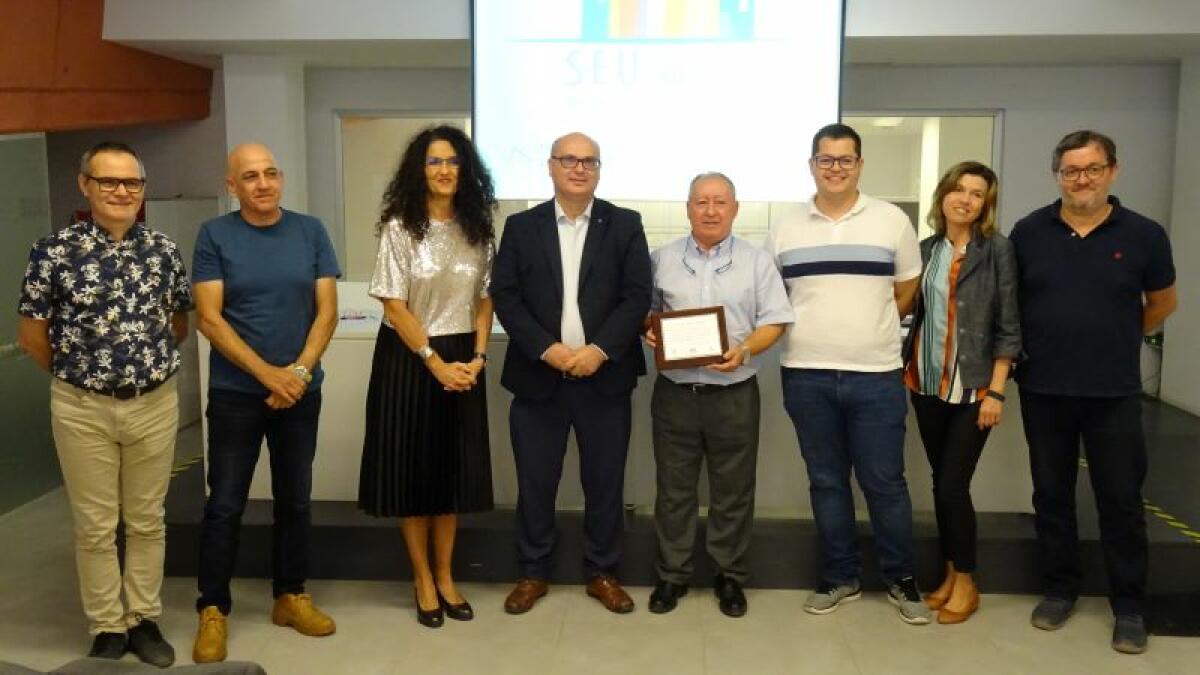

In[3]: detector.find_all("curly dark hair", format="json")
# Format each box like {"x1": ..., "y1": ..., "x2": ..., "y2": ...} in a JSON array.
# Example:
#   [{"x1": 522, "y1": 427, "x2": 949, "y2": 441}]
[{"x1": 378, "y1": 125, "x2": 496, "y2": 245}]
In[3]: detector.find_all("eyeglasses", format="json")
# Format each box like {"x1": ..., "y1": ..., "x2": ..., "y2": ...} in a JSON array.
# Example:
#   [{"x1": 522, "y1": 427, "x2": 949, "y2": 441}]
[
  {"x1": 84, "y1": 174, "x2": 146, "y2": 193},
  {"x1": 681, "y1": 238, "x2": 734, "y2": 276},
  {"x1": 1057, "y1": 164, "x2": 1109, "y2": 182},
  {"x1": 811, "y1": 155, "x2": 860, "y2": 170},
  {"x1": 551, "y1": 155, "x2": 602, "y2": 171},
  {"x1": 425, "y1": 157, "x2": 461, "y2": 169}
]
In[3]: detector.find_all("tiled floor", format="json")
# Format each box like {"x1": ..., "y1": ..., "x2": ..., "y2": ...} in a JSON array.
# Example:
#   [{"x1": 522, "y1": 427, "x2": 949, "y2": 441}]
[{"x1": 2, "y1": 490, "x2": 1198, "y2": 674}]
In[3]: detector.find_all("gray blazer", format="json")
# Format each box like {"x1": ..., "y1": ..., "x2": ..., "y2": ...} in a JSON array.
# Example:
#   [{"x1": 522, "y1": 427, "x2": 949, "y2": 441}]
[{"x1": 903, "y1": 231, "x2": 1021, "y2": 389}]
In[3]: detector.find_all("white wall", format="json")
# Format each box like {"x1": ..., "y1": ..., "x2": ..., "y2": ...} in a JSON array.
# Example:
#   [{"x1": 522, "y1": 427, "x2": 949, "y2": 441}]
[
  {"x1": 304, "y1": 67, "x2": 471, "y2": 269},
  {"x1": 105, "y1": 0, "x2": 468, "y2": 41},
  {"x1": 105, "y1": 0, "x2": 1200, "y2": 42},
  {"x1": 1161, "y1": 56, "x2": 1200, "y2": 414},
  {"x1": 845, "y1": 0, "x2": 1200, "y2": 37},
  {"x1": 844, "y1": 64, "x2": 1179, "y2": 231},
  {"x1": 223, "y1": 56, "x2": 308, "y2": 212}
]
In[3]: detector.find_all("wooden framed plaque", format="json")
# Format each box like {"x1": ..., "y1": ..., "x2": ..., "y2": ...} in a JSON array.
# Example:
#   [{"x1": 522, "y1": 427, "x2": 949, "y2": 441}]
[{"x1": 651, "y1": 306, "x2": 729, "y2": 370}]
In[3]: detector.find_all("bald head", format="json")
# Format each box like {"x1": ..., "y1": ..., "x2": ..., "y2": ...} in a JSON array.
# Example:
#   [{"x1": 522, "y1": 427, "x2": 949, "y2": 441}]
[
  {"x1": 550, "y1": 132, "x2": 600, "y2": 158},
  {"x1": 227, "y1": 143, "x2": 277, "y2": 178},
  {"x1": 548, "y1": 132, "x2": 601, "y2": 206},
  {"x1": 226, "y1": 142, "x2": 284, "y2": 225}
]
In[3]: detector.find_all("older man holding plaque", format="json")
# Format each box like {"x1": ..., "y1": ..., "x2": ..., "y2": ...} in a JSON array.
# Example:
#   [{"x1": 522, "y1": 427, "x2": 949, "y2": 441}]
[{"x1": 644, "y1": 172, "x2": 792, "y2": 617}]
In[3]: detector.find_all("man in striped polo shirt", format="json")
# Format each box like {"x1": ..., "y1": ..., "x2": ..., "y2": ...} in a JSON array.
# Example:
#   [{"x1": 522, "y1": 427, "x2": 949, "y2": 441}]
[{"x1": 765, "y1": 123, "x2": 929, "y2": 624}]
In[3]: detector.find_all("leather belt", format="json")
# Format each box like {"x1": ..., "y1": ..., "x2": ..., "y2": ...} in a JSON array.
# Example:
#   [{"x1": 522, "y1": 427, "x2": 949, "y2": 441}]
[
  {"x1": 665, "y1": 376, "x2": 754, "y2": 393},
  {"x1": 102, "y1": 378, "x2": 166, "y2": 400}
]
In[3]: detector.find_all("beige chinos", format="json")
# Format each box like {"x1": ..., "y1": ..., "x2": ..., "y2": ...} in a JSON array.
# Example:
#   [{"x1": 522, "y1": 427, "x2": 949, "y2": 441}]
[{"x1": 49, "y1": 377, "x2": 178, "y2": 635}]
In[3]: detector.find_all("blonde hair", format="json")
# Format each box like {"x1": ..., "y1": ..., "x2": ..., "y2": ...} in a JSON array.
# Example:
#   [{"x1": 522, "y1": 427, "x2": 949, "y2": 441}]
[{"x1": 926, "y1": 161, "x2": 999, "y2": 238}]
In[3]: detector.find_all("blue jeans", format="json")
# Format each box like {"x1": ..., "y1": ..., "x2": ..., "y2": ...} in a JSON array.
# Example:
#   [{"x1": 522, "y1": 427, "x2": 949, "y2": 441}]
[
  {"x1": 781, "y1": 368, "x2": 915, "y2": 584},
  {"x1": 197, "y1": 389, "x2": 321, "y2": 614}
]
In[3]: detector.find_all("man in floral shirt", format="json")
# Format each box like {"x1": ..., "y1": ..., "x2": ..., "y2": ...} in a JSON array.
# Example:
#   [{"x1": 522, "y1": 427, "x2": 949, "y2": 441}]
[{"x1": 16, "y1": 141, "x2": 192, "y2": 667}]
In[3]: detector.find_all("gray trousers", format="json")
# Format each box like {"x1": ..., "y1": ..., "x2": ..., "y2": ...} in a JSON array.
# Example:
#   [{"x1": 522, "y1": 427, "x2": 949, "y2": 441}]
[{"x1": 651, "y1": 375, "x2": 760, "y2": 584}]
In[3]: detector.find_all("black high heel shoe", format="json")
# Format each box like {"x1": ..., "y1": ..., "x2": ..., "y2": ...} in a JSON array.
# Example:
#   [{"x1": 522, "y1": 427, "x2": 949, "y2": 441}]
[
  {"x1": 438, "y1": 590, "x2": 474, "y2": 621},
  {"x1": 414, "y1": 588, "x2": 444, "y2": 628}
]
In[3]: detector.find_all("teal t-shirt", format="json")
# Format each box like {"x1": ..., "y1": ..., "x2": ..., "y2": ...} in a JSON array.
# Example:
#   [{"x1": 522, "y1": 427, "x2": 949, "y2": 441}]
[{"x1": 192, "y1": 209, "x2": 341, "y2": 395}]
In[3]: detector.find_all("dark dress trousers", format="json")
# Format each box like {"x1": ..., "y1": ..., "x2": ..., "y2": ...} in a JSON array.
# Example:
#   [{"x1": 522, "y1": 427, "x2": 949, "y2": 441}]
[{"x1": 490, "y1": 198, "x2": 652, "y2": 578}]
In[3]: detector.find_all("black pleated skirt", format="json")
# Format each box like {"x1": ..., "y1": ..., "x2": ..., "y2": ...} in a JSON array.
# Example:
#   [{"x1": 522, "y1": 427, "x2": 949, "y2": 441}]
[{"x1": 358, "y1": 327, "x2": 493, "y2": 517}]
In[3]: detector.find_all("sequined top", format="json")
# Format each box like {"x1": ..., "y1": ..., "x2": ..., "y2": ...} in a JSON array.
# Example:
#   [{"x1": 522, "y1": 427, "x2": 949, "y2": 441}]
[{"x1": 369, "y1": 218, "x2": 493, "y2": 336}]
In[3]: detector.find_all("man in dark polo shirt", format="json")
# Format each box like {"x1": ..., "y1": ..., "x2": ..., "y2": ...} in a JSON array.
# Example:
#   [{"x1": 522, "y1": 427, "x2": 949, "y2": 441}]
[
  {"x1": 1010, "y1": 130, "x2": 1177, "y2": 654},
  {"x1": 17, "y1": 141, "x2": 191, "y2": 666}
]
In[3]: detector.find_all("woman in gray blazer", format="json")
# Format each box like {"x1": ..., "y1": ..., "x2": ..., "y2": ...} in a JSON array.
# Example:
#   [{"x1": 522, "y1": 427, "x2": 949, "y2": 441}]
[{"x1": 902, "y1": 161, "x2": 1020, "y2": 624}]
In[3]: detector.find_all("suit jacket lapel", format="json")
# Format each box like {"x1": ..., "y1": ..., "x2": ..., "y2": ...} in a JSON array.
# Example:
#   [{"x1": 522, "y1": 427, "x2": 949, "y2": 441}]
[
  {"x1": 537, "y1": 201, "x2": 564, "y2": 303},
  {"x1": 578, "y1": 200, "x2": 607, "y2": 292}
]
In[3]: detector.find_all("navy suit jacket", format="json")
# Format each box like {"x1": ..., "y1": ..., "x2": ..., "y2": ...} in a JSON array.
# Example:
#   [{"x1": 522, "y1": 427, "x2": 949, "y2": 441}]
[{"x1": 490, "y1": 198, "x2": 652, "y2": 400}]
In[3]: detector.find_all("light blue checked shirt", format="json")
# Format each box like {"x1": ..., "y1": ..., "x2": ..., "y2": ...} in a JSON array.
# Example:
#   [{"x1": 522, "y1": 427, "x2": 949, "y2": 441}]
[{"x1": 650, "y1": 234, "x2": 793, "y2": 385}]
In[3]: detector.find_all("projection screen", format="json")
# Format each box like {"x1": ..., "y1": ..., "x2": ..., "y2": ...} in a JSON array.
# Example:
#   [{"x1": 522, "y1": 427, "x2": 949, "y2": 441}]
[{"x1": 473, "y1": 0, "x2": 844, "y2": 202}]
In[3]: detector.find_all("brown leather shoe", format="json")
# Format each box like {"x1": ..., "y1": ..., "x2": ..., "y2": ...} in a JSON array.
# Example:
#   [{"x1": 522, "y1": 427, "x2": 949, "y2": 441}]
[
  {"x1": 192, "y1": 606, "x2": 227, "y2": 664},
  {"x1": 272, "y1": 593, "x2": 336, "y2": 636},
  {"x1": 504, "y1": 578, "x2": 548, "y2": 614},
  {"x1": 586, "y1": 574, "x2": 634, "y2": 614}
]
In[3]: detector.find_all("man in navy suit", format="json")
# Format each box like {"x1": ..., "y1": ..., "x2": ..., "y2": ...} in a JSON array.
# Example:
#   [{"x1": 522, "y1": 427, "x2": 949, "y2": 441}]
[{"x1": 491, "y1": 132, "x2": 652, "y2": 614}]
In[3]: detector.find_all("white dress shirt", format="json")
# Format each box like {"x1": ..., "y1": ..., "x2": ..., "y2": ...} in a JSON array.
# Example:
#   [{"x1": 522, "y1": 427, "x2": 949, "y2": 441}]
[{"x1": 555, "y1": 199, "x2": 593, "y2": 349}]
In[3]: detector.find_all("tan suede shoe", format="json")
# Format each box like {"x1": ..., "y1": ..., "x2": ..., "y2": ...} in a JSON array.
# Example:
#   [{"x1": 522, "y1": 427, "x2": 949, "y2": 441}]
[
  {"x1": 272, "y1": 593, "x2": 336, "y2": 636},
  {"x1": 192, "y1": 606, "x2": 227, "y2": 664}
]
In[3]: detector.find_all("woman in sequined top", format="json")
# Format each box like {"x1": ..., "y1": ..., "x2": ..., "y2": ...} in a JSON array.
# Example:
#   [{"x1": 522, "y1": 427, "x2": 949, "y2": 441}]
[{"x1": 358, "y1": 125, "x2": 497, "y2": 628}]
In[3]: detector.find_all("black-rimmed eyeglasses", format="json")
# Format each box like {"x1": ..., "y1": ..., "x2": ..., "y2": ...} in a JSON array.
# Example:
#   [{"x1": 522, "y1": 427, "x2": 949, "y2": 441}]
[
  {"x1": 1057, "y1": 164, "x2": 1109, "y2": 182},
  {"x1": 811, "y1": 155, "x2": 860, "y2": 170},
  {"x1": 83, "y1": 174, "x2": 146, "y2": 193}
]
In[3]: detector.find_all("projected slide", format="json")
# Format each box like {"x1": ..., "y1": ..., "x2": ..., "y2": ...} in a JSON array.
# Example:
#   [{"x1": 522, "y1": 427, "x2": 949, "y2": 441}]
[{"x1": 473, "y1": 0, "x2": 843, "y2": 202}]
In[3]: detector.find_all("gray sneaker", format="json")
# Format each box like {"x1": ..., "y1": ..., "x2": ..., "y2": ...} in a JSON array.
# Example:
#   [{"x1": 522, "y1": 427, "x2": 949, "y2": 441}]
[
  {"x1": 804, "y1": 580, "x2": 861, "y2": 615},
  {"x1": 887, "y1": 576, "x2": 932, "y2": 625},
  {"x1": 1030, "y1": 597, "x2": 1075, "y2": 631},
  {"x1": 1112, "y1": 614, "x2": 1148, "y2": 654}
]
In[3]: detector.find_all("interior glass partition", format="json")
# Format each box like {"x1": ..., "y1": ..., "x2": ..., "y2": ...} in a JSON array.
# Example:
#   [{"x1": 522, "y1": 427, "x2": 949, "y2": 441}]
[{"x1": 0, "y1": 134, "x2": 57, "y2": 515}]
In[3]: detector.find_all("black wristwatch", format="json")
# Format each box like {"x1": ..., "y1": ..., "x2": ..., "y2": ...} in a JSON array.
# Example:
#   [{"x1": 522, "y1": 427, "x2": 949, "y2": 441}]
[
  {"x1": 984, "y1": 389, "x2": 1006, "y2": 402},
  {"x1": 473, "y1": 352, "x2": 488, "y2": 363}
]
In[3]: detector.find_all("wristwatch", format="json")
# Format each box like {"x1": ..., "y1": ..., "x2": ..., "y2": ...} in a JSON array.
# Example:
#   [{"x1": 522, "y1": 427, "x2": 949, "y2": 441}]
[
  {"x1": 416, "y1": 345, "x2": 436, "y2": 361},
  {"x1": 288, "y1": 363, "x2": 312, "y2": 383},
  {"x1": 473, "y1": 352, "x2": 488, "y2": 363}
]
